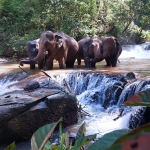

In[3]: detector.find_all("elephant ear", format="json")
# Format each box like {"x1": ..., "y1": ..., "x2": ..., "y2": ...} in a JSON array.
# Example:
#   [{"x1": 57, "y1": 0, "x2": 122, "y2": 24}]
[
  {"x1": 100, "y1": 42, "x2": 103, "y2": 55},
  {"x1": 83, "y1": 39, "x2": 92, "y2": 51}
]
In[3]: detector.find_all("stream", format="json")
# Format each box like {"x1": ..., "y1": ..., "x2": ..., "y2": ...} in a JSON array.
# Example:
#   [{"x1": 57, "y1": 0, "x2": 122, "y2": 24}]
[{"x1": 0, "y1": 42, "x2": 150, "y2": 150}]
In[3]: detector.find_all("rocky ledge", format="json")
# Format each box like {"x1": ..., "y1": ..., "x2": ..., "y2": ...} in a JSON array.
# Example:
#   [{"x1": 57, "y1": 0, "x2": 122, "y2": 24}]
[{"x1": 0, "y1": 73, "x2": 78, "y2": 143}]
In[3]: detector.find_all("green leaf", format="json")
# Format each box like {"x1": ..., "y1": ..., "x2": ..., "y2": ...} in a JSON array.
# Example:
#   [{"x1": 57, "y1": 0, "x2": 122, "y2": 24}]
[
  {"x1": 124, "y1": 102, "x2": 150, "y2": 107},
  {"x1": 108, "y1": 122, "x2": 150, "y2": 149},
  {"x1": 59, "y1": 119, "x2": 63, "y2": 144},
  {"x1": 31, "y1": 118, "x2": 63, "y2": 150},
  {"x1": 87, "y1": 129, "x2": 130, "y2": 150},
  {"x1": 4, "y1": 142, "x2": 16, "y2": 150},
  {"x1": 124, "y1": 90, "x2": 150, "y2": 107},
  {"x1": 76, "y1": 122, "x2": 86, "y2": 140},
  {"x1": 58, "y1": 133, "x2": 67, "y2": 150},
  {"x1": 71, "y1": 134, "x2": 96, "y2": 150}
]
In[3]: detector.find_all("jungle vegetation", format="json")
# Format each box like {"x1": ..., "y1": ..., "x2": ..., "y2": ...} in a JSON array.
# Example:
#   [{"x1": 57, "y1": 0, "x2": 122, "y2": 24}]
[{"x1": 0, "y1": 0, "x2": 150, "y2": 58}]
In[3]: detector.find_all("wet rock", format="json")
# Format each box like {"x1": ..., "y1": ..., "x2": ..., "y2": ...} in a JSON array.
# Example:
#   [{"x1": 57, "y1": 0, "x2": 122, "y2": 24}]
[
  {"x1": 138, "y1": 107, "x2": 150, "y2": 126},
  {"x1": 24, "y1": 81, "x2": 40, "y2": 91},
  {"x1": 125, "y1": 72, "x2": 136, "y2": 81},
  {"x1": 102, "y1": 81, "x2": 125, "y2": 108},
  {"x1": 145, "y1": 44, "x2": 150, "y2": 50},
  {"x1": 0, "y1": 75, "x2": 78, "y2": 143},
  {"x1": 128, "y1": 107, "x2": 146, "y2": 129}
]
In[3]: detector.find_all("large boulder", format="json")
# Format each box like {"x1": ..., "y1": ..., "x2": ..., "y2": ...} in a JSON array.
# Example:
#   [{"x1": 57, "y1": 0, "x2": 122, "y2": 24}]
[{"x1": 0, "y1": 74, "x2": 78, "y2": 143}]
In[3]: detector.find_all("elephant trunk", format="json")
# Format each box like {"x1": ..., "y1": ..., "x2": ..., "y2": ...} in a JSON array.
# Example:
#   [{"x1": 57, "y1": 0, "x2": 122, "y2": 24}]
[
  {"x1": 86, "y1": 56, "x2": 103, "y2": 63},
  {"x1": 32, "y1": 48, "x2": 46, "y2": 63},
  {"x1": 19, "y1": 47, "x2": 47, "y2": 66}
]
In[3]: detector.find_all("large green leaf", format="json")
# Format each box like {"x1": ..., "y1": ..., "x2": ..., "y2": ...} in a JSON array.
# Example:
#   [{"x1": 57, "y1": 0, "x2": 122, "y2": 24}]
[
  {"x1": 124, "y1": 90, "x2": 150, "y2": 107},
  {"x1": 87, "y1": 129, "x2": 130, "y2": 150},
  {"x1": 31, "y1": 118, "x2": 63, "y2": 150},
  {"x1": 108, "y1": 122, "x2": 150, "y2": 150},
  {"x1": 88, "y1": 122, "x2": 150, "y2": 150},
  {"x1": 70, "y1": 134, "x2": 96, "y2": 150},
  {"x1": 76, "y1": 122, "x2": 86, "y2": 140}
]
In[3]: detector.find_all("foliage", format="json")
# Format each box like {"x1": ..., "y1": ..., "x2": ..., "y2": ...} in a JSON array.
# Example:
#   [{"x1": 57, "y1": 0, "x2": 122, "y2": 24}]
[
  {"x1": 127, "y1": 0, "x2": 150, "y2": 31},
  {"x1": 0, "y1": 0, "x2": 150, "y2": 57},
  {"x1": 92, "y1": 123, "x2": 150, "y2": 150},
  {"x1": 123, "y1": 90, "x2": 150, "y2": 107},
  {"x1": 4, "y1": 142, "x2": 16, "y2": 150},
  {"x1": 87, "y1": 129, "x2": 130, "y2": 150},
  {"x1": 31, "y1": 118, "x2": 150, "y2": 150},
  {"x1": 31, "y1": 117, "x2": 96, "y2": 150}
]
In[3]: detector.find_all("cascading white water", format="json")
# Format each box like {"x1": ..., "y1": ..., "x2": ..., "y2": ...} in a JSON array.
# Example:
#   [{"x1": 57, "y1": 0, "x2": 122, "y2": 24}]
[
  {"x1": 0, "y1": 71, "x2": 148, "y2": 140},
  {"x1": 55, "y1": 72, "x2": 149, "y2": 138},
  {"x1": 120, "y1": 42, "x2": 150, "y2": 59},
  {"x1": 0, "y1": 71, "x2": 27, "y2": 96}
]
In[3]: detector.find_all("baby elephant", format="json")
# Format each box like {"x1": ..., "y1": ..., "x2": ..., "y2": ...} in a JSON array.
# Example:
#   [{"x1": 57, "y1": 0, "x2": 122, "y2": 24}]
[
  {"x1": 77, "y1": 37, "x2": 102, "y2": 68},
  {"x1": 24, "y1": 39, "x2": 46, "y2": 69}
]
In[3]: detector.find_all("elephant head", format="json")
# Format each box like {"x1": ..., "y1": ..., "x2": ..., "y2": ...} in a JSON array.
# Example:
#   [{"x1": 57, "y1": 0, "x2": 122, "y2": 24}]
[
  {"x1": 84, "y1": 38, "x2": 102, "y2": 63},
  {"x1": 101, "y1": 36, "x2": 122, "y2": 67},
  {"x1": 101, "y1": 36, "x2": 117, "y2": 58}
]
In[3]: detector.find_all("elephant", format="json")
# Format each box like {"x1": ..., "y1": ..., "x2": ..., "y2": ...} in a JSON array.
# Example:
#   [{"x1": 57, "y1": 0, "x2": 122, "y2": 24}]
[
  {"x1": 20, "y1": 31, "x2": 79, "y2": 69},
  {"x1": 26, "y1": 39, "x2": 46, "y2": 69},
  {"x1": 101, "y1": 36, "x2": 122, "y2": 67},
  {"x1": 86, "y1": 36, "x2": 122, "y2": 67},
  {"x1": 77, "y1": 37, "x2": 102, "y2": 68}
]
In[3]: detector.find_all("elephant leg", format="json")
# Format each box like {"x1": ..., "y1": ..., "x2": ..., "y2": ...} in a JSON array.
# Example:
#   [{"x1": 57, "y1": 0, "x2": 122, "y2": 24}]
[
  {"x1": 46, "y1": 58, "x2": 53, "y2": 69},
  {"x1": 30, "y1": 64, "x2": 36, "y2": 69},
  {"x1": 111, "y1": 53, "x2": 118, "y2": 67},
  {"x1": 28, "y1": 56, "x2": 36, "y2": 69},
  {"x1": 84, "y1": 59, "x2": 90, "y2": 68},
  {"x1": 77, "y1": 56, "x2": 81, "y2": 65},
  {"x1": 86, "y1": 62, "x2": 91, "y2": 68},
  {"x1": 105, "y1": 57, "x2": 111, "y2": 66},
  {"x1": 66, "y1": 60, "x2": 75, "y2": 68},
  {"x1": 38, "y1": 58, "x2": 45, "y2": 69},
  {"x1": 90, "y1": 62, "x2": 96, "y2": 68},
  {"x1": 58, "y1": 58, "x2": 65, "y2": 69}
]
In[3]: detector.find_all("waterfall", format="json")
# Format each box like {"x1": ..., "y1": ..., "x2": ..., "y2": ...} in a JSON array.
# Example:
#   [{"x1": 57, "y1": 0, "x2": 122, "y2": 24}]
[
  {"x1": 54, "y1": 72, "x2": 150, "y2": 134},
  {"x1": 0, "y1": 70, "x2": 27, "y2": 96},
  {"x1": 120, "y1": 42, "x2": 150, "y2": 59},
  {"x1": 55, "y1": 72, "x2": 125, "y2": 107}
]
